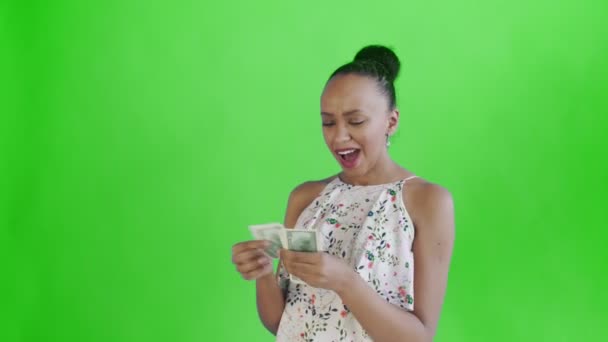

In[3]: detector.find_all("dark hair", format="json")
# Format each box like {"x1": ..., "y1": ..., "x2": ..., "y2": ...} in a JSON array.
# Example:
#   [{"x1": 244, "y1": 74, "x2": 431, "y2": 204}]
[{"x1": 328, "y1": 45, "x2": 401, "y2": 110}]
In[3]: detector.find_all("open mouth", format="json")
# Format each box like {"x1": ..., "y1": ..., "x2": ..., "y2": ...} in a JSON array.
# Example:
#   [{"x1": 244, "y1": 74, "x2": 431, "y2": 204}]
[
  {"x1": 337, "y1": 149, "x2": 360, "y2": 161},
  {"x1": 336, "y1": 149, "x2": 361, "y2": 168}
]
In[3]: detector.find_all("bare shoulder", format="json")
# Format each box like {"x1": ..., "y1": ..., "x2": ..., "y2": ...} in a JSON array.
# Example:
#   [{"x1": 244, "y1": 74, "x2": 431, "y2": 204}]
[
  {"x1": 289, "y1": 175, "x2": 335, "y2": 202},
  {"x1": 403, "y1": 178, "x2": 455, "y2": 233},
  {"x1": 284, "y1": 175, "x2": 336, "y2": 228}
]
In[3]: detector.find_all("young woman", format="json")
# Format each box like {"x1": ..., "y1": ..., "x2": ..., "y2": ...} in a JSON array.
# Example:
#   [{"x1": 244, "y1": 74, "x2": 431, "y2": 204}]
[{"x1": 231, "y1": 45, "x2": 455, "y2": 342}]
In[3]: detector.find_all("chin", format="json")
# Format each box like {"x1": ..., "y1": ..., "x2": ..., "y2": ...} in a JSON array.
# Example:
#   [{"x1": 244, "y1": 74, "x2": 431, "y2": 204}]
[{"x1": 341, "y1": 164, "x2": 367, "y2": 176}]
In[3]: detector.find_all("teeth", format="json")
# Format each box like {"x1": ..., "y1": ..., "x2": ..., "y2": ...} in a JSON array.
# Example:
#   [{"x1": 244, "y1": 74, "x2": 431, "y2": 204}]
[{"x1": 338, "y1": 149, "x2": 356, "y2": 155}]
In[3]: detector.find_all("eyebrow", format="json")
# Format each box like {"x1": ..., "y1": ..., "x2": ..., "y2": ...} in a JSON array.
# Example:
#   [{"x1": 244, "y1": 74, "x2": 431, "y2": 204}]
[{"x1": 321, "y1": 109, "x2": 362, "y2": 116}]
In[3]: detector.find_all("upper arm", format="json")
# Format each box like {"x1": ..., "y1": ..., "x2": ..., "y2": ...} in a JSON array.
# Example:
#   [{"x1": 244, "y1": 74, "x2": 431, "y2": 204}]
[
  {"x1": 409, "y1": 183, "x2": 455, "y2": 338},
  {"x1": 283, "y1": 181, "x2": 326, "y2": 228},
  {"x1": 277, "y1": 181, "x2": 326, "y2": 286}
]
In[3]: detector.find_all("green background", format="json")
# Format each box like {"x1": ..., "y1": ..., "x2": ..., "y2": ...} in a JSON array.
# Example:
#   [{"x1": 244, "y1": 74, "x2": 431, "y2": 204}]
[{"x1": 2, "y1": 0, "x2": 607, "y2": 341}]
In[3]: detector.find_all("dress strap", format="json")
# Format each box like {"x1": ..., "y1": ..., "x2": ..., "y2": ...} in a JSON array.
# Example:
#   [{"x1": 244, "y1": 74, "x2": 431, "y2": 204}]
[{"x1": 403, "y1": 175, "x2": 419, "y2": 182}]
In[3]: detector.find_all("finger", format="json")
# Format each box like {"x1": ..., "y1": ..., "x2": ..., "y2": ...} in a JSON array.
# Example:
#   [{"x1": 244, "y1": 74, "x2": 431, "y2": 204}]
[
  {"x1": 232, "y1": 240, "x2": 270, "y2": 255},
  {"x1": 236, "y1": 255, "x2": 271, "y2": 274},
  {"x1": 282, "y1": 257, "x2": 314, "y2": 275},
  {"x1": 232, "y1": 240, "x2": 271, "y2": 255},
  {"x1": 284, "y1": 261, "x2": 317, "y2": 276},
  {"x1": 281, "y1": 249, "x2": 320, "y2": 265},
  {"x1": 242, "y1": 263, "x2": 273, "y2": 280},
  {"x1": 232, "y1": 248, "x2": 267, "y2": 265},
  {"x1": 283, "y1": 263, "x2": 317, "y2": 283}
]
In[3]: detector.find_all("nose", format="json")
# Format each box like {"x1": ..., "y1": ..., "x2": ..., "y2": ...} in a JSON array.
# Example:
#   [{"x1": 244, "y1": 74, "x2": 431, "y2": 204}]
[{"x1": 335, "y1": 124, "x2": 351, "y2": 143}]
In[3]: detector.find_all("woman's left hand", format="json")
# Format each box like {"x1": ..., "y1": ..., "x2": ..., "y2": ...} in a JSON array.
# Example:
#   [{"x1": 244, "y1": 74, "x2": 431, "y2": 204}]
[{"x1": 280, "y1": 249, "x2": 355, "y2": 292}]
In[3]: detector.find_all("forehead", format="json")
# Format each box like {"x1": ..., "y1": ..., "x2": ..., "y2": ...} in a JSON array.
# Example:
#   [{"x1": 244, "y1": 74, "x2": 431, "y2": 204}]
[{"x1": 321, "y1": 74, "x2": 386, "y2": 113}]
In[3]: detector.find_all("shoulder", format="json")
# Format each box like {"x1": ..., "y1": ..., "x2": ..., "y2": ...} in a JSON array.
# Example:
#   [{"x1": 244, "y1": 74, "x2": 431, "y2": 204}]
[
  {"x1": 284, "y1": 175, "x2": 337, "y2": 227},
  {"x1": 289, "y1": 175, "x2": 335, "y2": 202},
  {"x1": 403, "y1": 178, "x2": 455, "y2": 235}
]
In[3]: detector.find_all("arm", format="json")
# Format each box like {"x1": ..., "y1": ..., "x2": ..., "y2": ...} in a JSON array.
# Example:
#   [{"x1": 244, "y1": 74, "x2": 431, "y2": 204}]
[
  {"x1": 336, "y1": 183, "x2": 455, "y2": 342},
  {"x1": 255, "y1": 271, "x2": 284, "y2": 335},
  {"x1": 256, "y1": 181, "x2": 326, "y2": 335}
]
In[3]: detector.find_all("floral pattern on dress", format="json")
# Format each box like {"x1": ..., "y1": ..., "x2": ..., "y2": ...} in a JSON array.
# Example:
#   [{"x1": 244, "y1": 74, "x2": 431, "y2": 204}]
[{"x1": 276, "y1": 177, "x2": 417, "y2": 342}]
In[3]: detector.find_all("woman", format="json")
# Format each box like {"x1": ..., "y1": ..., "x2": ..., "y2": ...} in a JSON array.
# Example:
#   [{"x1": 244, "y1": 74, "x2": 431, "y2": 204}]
[{"x1": 231, "y1": 45, "x2": 455, "y2": 342}]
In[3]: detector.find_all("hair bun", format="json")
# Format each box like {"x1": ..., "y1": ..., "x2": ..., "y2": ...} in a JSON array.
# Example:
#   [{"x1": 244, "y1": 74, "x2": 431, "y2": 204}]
[{"x1": 353, "y1": 45, "x2": 400, "y2": 82}]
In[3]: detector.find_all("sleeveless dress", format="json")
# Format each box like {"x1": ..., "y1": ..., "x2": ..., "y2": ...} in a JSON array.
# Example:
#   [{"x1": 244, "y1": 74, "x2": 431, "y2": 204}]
[{"x1": 275, "y1": 176, "x2": 418, "y2": 342}]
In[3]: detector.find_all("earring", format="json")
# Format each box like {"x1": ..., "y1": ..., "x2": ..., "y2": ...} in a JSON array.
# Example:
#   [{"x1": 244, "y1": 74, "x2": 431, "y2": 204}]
[{"x1": 386, "y1": 133, "x2": 391, "y2": 148}]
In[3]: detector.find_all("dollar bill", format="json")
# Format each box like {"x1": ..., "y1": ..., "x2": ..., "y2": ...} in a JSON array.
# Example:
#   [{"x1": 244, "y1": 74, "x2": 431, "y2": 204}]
[
  {"x1": 284, "y1": 229, "x2": 318, "y2": 252},
  {"x1": 283, "y1": 228, "x2": 319, "y2": 284},
  {"x1": 248, "y1": 223, "x2": 285, "y2": 258},
  {"x1": 248, "y1": 223, "x2": 321, "y2": 285}
]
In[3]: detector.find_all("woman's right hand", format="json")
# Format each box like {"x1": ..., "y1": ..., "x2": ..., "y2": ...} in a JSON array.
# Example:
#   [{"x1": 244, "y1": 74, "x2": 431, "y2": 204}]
[{"x1": 231, "y1": 240, "x2": 274, "y2": 280}]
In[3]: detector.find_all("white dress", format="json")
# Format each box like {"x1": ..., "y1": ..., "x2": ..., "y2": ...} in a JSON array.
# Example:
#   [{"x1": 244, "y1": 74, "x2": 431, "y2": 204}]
[{"x1": 276, "y1": 176, "x2": 418, "y2": 341}]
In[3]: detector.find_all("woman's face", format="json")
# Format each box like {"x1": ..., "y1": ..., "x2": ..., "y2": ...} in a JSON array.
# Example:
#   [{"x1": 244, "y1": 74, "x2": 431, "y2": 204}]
[{"x1": 320, "y1": 73, "x2": 398, "y2": 177}]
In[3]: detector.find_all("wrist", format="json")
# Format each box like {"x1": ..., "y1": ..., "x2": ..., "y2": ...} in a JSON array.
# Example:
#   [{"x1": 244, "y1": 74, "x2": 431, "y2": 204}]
[
  {"x1": 334, "y1": 267, "x2": 359, "y2": 297},
  {"x1": 258, "y1": 272, "x2": 275, "y2": 281}
]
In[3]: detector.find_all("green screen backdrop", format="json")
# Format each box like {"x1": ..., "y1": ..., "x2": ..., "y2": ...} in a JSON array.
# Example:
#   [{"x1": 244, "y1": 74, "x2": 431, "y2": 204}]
[{"x1": 2, "y1": 0, "x2": 607, "y2": 341}]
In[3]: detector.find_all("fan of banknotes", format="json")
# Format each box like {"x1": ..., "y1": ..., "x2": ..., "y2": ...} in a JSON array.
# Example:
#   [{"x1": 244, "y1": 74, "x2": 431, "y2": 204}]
[{"x1": 248, "y1": 223, "x2": 320, "y2": 284}]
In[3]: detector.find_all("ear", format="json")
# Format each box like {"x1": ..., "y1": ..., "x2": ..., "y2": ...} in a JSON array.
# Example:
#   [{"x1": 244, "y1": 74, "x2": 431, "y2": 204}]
[{"x1": 387, "y1": 109, "x2": 400, "y2": 136}]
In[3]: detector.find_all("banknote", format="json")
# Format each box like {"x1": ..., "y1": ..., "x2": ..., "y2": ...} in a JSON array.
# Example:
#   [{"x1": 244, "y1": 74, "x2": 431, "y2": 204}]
[
  {"x1": 284, "y1": 229, "x2": 318, "y2": 252},
  {"x1": 248, "y1": 223, "x2": 285, "y2": 258},
  {"x1": 283, "y1": 228, "x2": 319, "y2": 284}
]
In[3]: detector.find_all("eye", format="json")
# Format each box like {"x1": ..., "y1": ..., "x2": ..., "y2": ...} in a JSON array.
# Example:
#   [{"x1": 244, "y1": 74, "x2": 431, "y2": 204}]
[
  {"x1": 350, "y1": 121, "x2": 365, "y2": 126},
  {"x1": 322, "y1": 122, "x2": 335, "y2": 127}
]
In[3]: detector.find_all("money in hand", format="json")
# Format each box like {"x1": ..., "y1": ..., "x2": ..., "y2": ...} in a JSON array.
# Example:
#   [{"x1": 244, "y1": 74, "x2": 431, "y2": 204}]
[
  {"x1": 284, "y1": 229, "x2": 318, "y2": 252},
  {"x1": 248, "y1": 223, "x2": 321, "y2": 285},
  {"x1": 283, "y1": 228, "x2": 319, "y2": 284},
  {"x1": 248, "y1": 223, "x2": 284, "y2": 258}
]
